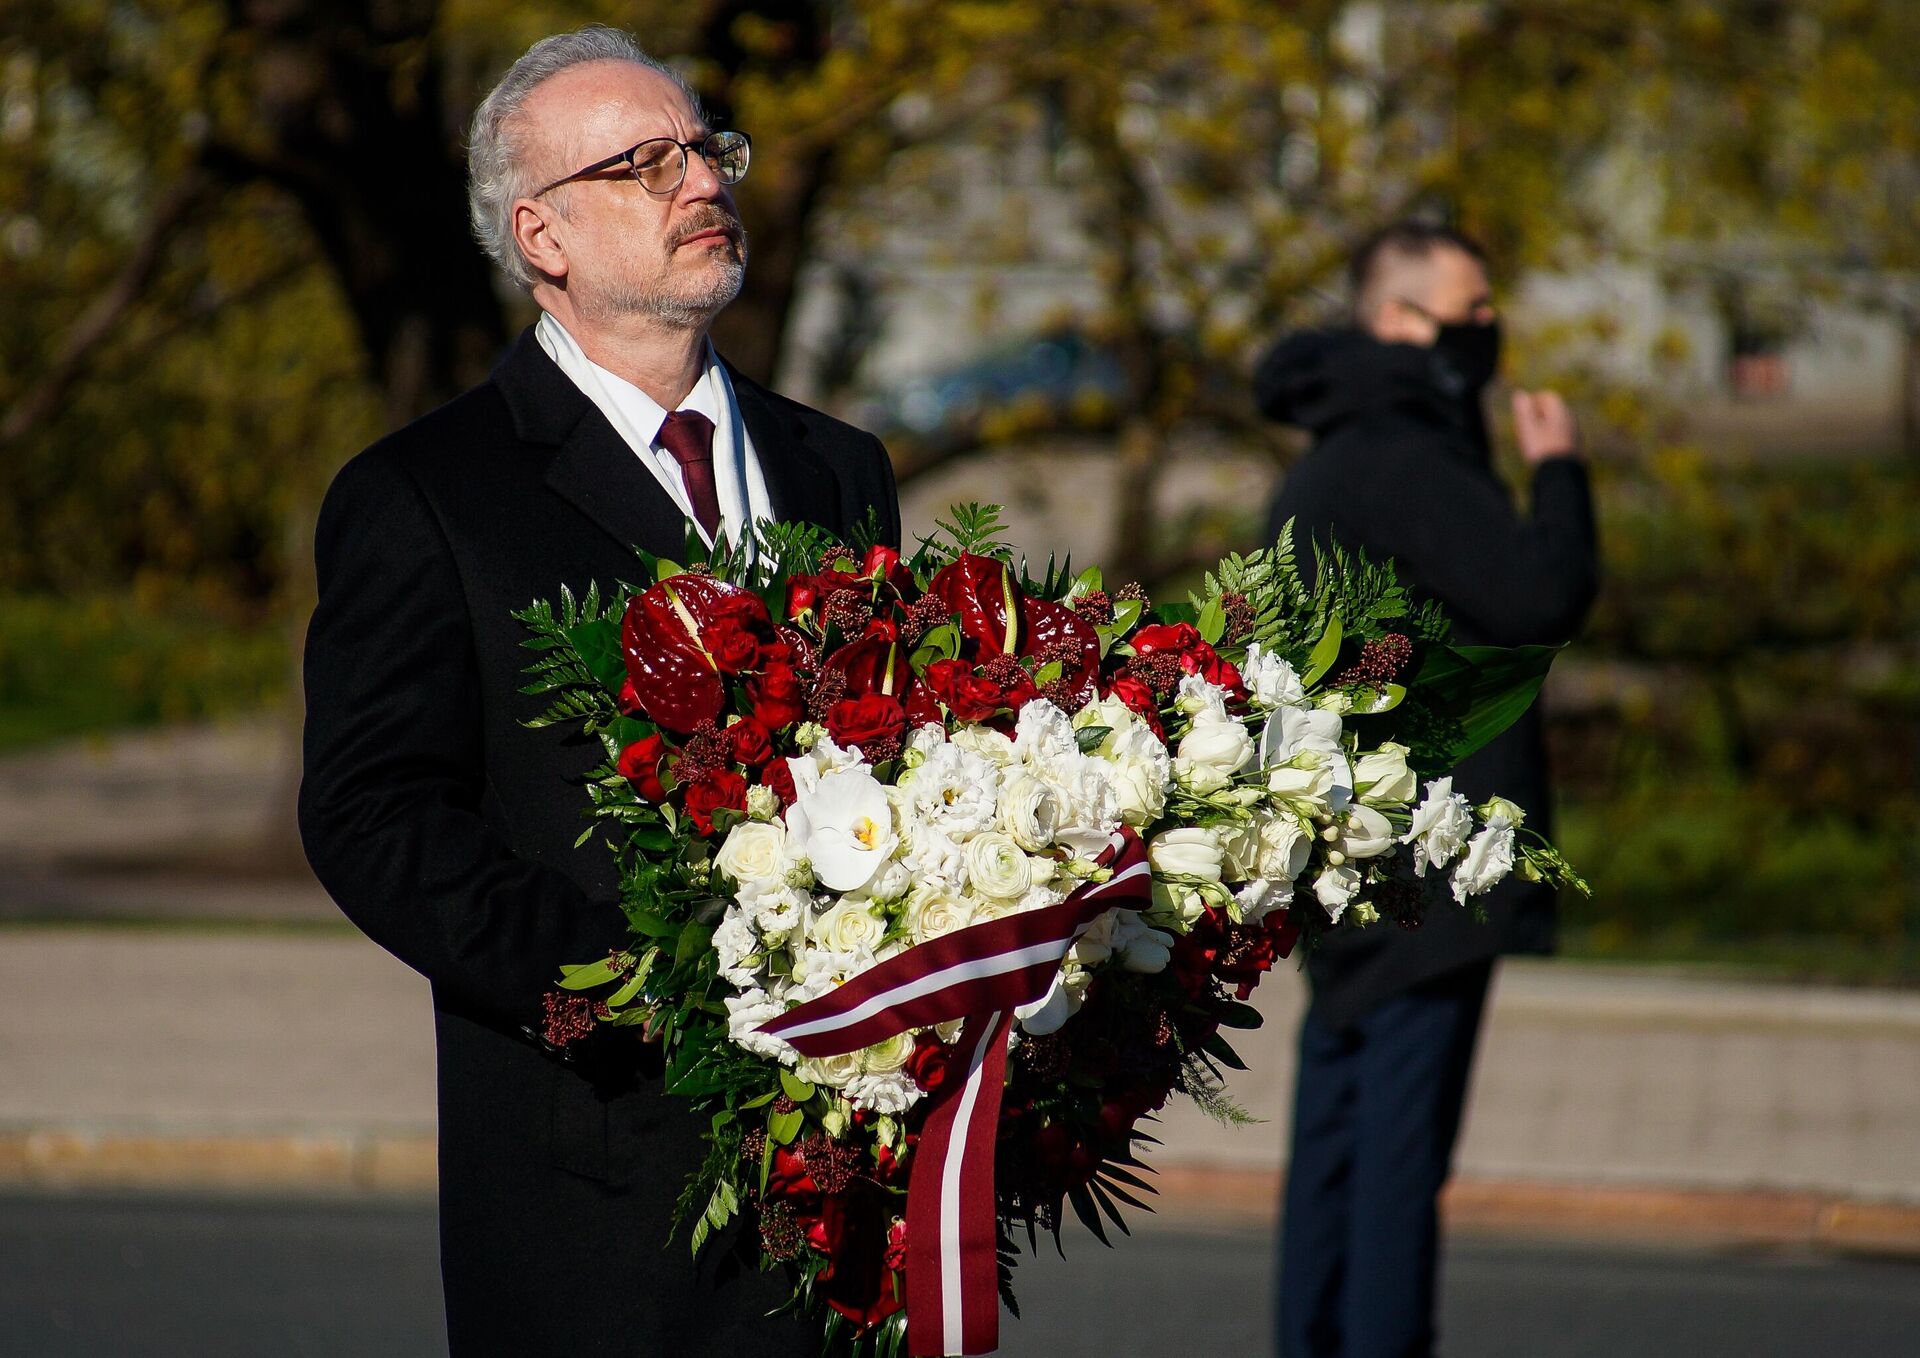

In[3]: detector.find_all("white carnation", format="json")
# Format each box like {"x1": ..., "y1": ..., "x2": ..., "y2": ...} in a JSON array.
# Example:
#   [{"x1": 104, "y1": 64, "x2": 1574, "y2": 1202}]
[
  {"x1": 1175, "y1": 673, "x2": 1232, "y2": 723},
  {"x1": 712, "y1": 907, "x2": 761, "y2": 987}
]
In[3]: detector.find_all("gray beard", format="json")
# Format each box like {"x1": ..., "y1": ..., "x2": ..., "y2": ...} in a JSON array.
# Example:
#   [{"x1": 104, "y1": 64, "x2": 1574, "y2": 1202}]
[{"x1": 585, "y1": 240, "x2": 749, "y2": 330}]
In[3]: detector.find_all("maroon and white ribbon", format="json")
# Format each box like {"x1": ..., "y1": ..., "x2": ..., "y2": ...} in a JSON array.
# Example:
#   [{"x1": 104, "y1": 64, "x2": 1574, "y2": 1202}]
[{"x1": 758, "y1": 827, "x2": 1152, "y2": 1355}]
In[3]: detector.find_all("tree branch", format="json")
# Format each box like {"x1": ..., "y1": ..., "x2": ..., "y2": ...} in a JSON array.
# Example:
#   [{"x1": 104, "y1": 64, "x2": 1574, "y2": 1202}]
[{"x1": 0, "y1": 170, "x2": 209, "y2": 448}]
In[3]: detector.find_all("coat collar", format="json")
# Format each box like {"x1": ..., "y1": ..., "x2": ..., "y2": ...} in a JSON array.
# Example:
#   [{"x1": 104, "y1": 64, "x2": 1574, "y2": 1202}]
[{"x1": 492, "y1": 325, "x2": 845, "y2": 555}]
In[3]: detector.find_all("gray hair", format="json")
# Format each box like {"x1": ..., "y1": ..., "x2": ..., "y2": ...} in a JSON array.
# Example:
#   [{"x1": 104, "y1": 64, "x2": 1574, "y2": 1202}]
[{"x1": 467, "y1": 27, "x2": 702, "y2": 288}]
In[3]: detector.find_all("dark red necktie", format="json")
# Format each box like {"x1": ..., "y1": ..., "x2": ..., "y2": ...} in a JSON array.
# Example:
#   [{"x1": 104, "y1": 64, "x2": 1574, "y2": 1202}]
[{"x1": 657, "y1": 409, "x2": 721, "y2": 539}]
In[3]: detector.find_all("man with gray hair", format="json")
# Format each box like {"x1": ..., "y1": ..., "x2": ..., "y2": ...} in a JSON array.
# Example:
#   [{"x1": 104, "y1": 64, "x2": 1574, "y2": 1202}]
[{"x1": 299, "y1": 26, "x2": 898, "y2": 1356}]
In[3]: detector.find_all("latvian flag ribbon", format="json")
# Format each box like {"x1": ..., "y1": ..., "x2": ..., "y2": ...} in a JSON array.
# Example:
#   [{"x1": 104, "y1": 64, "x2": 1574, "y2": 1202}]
[{"x1": 758, "y1": 827, "x2": 1154, "y2": 1356}]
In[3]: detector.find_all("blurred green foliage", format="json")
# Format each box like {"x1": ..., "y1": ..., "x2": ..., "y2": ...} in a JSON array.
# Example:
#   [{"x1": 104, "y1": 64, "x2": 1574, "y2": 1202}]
[{"x1": 0, "y1": 593, "x2": 286, "y2": 753}]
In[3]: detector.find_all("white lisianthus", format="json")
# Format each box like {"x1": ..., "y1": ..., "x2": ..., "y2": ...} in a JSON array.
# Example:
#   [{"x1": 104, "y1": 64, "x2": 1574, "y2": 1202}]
[
  {"x1": 1348, "y1": 901, "x2": 1380, "y2": 926},
  {"x1": 1353, "y1": 742, "x2": 1418, "y2": 807},
  {"x1": 712, "y1": 907, "x2": 761, "y2": 986},
  {"x1": 1217, "y1": 819, "x2": 1264, "y2": 881},
  {"x1": 1338, "y1": 804, "x2": 1396, "y2": 859},
  {"x1": 1111, "y1": 913, "x2": 1174, "y2": 973},
  {"x1": 1261, "y1": 701, "x2": 1343, "y2": 764},
  {"x1": 896, "y1": 742, "x2": 1002, "y2": 837},
  {"x1": 1316, "y1": 689, "x2": 1356, "y2": 715},
  {"x1": 1267, "y1": 750, "x2": 1337, "y2": 805},
  {"x1": 745, "y1": 783, "x2": 781, "y2": 822},
  {"x1": 1402, "y1": 777, "x2": 1475, "y2": 875},
  {"x1": 1148, "y1": 826, "x2": 1225, "y2": 882},
  {"x1": 966, "y1": 831, "x2": 1034, "y2": 900},
  {"x1": 999, "y1": 771, "x2": 1062, "y2": 851},
  {"x1": 813, "y1": 899, "x2": 889, "y2": 954},
  {"x1": 1175, "y1": 673, "x2": 1232, "y2": 723},
  {"x1": 1105, "y1": 722, "x2": 1172, "y2": 826},
  {"x1": 1234, "y1": 875, "x2": 1294, "y2": 925},
  {"x1": 1070, "y1": 914, "x2": 1114, "y2": 967},
  {"x1": 1175, "y1": 716, "x2": 1254, "y2": 793},
  {"x1": 725, "y1": 990, "x2": 797, "y2": 1064},
  {"x1": 1258, "y1": 814, "x2": 1313, "y2": 881},
  {"x1": 1241, "y1": 643, "x2": 1306, "y2": 709},
  {"x1": 786, "y1": 766, "x2": 898, "y2": 891},
  {"x1": 1479, "y1": 796, "x2": 1528, "y2": 829},
  {"x1": 715, "y1": 819, "x2": 789, "y2": 888},
  {"x1": 1451, "y1": 819, "x2": 1517, "y2": 903},
  {"x1": 1014, "y1": 968, "x2": 1077, "y2": 1034},
  {"x1": 1313, "y1": 864, "x2": 1363, "y2": 920},
  {"x1": 906, "y1": 883, "x2": 975, "y2": 942},
  {"x1": 905, "y1": 723, "x2": 948, "y2": 762}
]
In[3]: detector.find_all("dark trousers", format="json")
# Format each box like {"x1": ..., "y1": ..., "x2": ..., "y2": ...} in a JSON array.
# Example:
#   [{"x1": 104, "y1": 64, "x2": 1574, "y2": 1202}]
[{"x1": 1276, "y1": 960, "x2": 1493, "y2": 1358}]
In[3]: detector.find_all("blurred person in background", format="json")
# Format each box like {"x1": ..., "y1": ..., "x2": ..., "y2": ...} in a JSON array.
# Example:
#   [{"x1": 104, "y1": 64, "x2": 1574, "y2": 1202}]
[{"x1": 1255, "y1": 222, "x2": 1599, "y2": 1358}]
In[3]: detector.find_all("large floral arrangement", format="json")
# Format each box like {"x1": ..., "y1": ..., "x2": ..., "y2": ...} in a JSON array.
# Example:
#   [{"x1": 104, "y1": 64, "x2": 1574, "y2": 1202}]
[{"x1": 516, "y1": 506, "x2": 1583, "y2": 1356}]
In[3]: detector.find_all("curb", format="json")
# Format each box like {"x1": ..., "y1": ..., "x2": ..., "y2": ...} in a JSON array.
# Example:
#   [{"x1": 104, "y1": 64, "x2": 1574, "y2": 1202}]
[{"x1": 6, "y1": 1131, "x2": 1920, "y2": 1258}]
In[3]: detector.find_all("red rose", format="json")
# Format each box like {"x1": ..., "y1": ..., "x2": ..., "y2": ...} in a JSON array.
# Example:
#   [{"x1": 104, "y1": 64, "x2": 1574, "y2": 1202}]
[
  {"x1": 683, "y1": 768, "x2": 747, "y2": 835},
  {"x1": 1103, "y1": 673, "x2": 1166, "y2": 739},
  {"x1": 617, "y1": 676, "x2": 644, "y2": 716},
  {"x1": 1179, "y1": 640, "x2": 1246, "y2": 696},
  {"x1": 862, "y1": 544, "x2": 901, "y2": 580},
  {"x1": 760, "y1": 759, "x2": 796, "y2": 807},
  {"x1": 785, "y1": 579, "x2": 820, "y2": 620},
  {"x1": 616, "y1": 734, "x2": 670, "y2": 802},
  {"x1": 816, "y1": 1186, "x2": 903, "y2": 1328},
  {"x1": 883, "y1": 1217, "x2": 907, "y2": 1272},
  {"x1": 907, "y1": 1033, "x2": 952, "y2": 1096},
  {"x1": 1130, "y1": 622, "x2": 1202, "y2": 656},
  {"x1": 726, "y1": 717, "x2": 774, "y2": 768},
  {"x1": 826, "y1": 693, "x2": 906, "y2": 753},
  {"x1": 748, "y1": 662, "x2": 806, "y2": 730},
  {"x1": 767, "y1": 1145, "x2": 821, "y2": 1200},
  {"x1": 700, "y1": 615, "x2": 763, "y2": 674},
  {"x1": 924, "y1": 658, "x2": 1005, "y2": 722}
]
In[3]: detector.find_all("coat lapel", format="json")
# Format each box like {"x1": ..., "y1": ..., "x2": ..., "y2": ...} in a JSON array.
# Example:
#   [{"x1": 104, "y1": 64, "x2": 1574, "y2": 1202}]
[
  {"x1": 494, "y1": 326, "x2": 691, "y2": 559},
  {"x1": 730, "y1": 366, "x2": 845, "y2": 534}
]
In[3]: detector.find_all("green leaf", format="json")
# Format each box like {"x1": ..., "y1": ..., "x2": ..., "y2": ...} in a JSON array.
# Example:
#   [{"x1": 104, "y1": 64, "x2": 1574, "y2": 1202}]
[
  {"x1": 1368, "y1": 644, "x2": 1560, "y2": 774},
  {"x1": 1074, "y1": 724, "x2": 1112, "y2": 754},
  {"x1": 556, "y1": 956, "x2": 624, "y2": 990},
  {"x1": 1213, "y1": 999, "x2": 1264, "y2": 1030},
  {"x1": 767, "y1": 1108, "x2": 804, "y2": 1145},
  {"x1": 563, "y1": 617, "x2": 625, "y2": 693},
  {"x1": 656, "y1": 558, "x2": 685, "y2": 581},
  {"x1": 778, "y1": 1070, "x2": 817, "y2": 1103},
  {"x1": 1201, "y1": 1031, "x2": 1248, "y2": 1070},
  {"x1": 1302, "y1": 614, "x2": 1344, "y2": 687},
  {"x1": 1067, "y1": 1184, "x2": 1112, "y2": 1246},
  {"x1": 1195, "y1": 595, "x2": 1226, "y2": 645},
  {"x1": 1365, "y1": 683, "x2": 1407, "y2": 714}
]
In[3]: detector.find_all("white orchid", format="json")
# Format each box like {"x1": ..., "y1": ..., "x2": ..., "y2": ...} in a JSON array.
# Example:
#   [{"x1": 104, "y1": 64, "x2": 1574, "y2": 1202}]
[{"x1": 785, "y1": 765, "x2": 898, "y2": 891}]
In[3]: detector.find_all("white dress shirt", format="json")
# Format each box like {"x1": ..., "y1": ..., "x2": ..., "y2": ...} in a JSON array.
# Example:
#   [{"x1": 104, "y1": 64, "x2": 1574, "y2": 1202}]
[{"x1": 535, "y1": 311, "x2": 773, "y2": 555}]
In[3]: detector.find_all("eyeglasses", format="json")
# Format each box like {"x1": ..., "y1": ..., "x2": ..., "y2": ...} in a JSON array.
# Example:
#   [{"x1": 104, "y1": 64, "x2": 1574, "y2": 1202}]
[
  {"x1": 1395, "y1": 295, "x2": 1498, "y2": 326},
  {"x1": 532, "y1": 130, "x2": 751, "y2": 199}
]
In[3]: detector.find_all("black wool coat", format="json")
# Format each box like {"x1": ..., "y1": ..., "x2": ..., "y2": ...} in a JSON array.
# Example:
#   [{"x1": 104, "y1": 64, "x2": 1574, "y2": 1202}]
[
  {"x1": 299, "y1": 326, "x2": 900, "y2": 1356},
  {"x1": 1257, "y1": 328, "x2": 1598, "y2": 1027}
]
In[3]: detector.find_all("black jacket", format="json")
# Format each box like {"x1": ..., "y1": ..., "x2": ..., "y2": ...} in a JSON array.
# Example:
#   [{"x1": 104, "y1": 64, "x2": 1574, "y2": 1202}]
[
  {"x1": 299, "y1": 326, "x2": 900, "y2": 1356},
  {"x1": 1257, "y1": 328, "x2": 1597, "y2": 1026}
]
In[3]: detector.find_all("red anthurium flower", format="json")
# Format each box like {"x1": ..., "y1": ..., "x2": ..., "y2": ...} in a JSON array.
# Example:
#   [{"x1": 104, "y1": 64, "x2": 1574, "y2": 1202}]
[
  {"x1": 928, "y1": 553, "x2": 1016, "y2": 655},
  {"x1": 825, "y1": 636, "x2": 910, "y2": 699},
  {"x1": 622, "y1": 575, "x2": 770, "y2": 733}
]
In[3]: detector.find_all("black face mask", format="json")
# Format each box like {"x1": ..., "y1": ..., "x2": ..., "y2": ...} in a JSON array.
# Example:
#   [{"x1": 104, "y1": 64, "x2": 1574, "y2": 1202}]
[{"x1": 1428, "y1": 318, "x2": 1502, "y2": 398}]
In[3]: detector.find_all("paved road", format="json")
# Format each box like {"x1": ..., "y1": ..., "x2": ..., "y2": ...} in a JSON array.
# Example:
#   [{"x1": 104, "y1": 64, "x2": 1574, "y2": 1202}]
[{"x1": 7, "y1": 1193, "x2": 1919, "y2": 1357}]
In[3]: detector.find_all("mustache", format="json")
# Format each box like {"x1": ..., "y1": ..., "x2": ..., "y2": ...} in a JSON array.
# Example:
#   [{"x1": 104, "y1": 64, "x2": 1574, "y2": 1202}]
[{"x1": 670, "y1": 208, "x2": 745, "y2": 248}]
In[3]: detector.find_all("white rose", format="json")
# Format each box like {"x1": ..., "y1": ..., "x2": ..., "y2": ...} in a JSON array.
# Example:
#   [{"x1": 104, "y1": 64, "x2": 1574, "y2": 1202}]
[
  {"x1": 1451, "y1": 820, "x2": 1517, "y2": 904},
  {"x1": 1148, "y1": 826, "x2": 1224, "y2": 881},
  {"x1": 1353, "y1": 742, "x2": 1418, "y2": 807},
  {"x1": 966, "y1": 831, "x2": 1035, "y2": 900},
  {"x1": 1313, "y1": 864, "x2": 1362, "y2": 920},
  {"x1": 1401, "y1": 777, "x2": 1475, "y2": 875},
  {"x1": 1242, "y1": 643, "x2": 1306, "y2": 708},
  {"x1": 715, "y1": 820, "x2": 789, "y2": 887},
  {"x1": 999, "y1": 771, "x2": 1062, "y2": 851},
  {"x1": 796, "y1": 1050, "x2": 863, "y2": 1088},
  {"x1": 906, "y1": 884, "x2": 976, "y2": 942},
  {"x1": 813, "y1": 899, "x2": 888, "y2": 954},
  {"x1": 1338, "y1": 804, "x2": 1395, "y2": 859}
]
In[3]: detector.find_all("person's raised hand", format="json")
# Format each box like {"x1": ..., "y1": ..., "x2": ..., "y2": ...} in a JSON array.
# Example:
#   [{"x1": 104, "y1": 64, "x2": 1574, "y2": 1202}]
[{"x1": 1511, "y1": 389, "x2": 1581, "y2": 465}]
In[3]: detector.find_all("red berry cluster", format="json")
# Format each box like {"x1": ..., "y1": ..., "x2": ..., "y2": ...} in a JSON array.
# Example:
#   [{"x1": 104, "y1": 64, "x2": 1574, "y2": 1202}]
[
  {"x1": 1335, "y1": 633, "x2": 1413, "y2": 687},
  {"x1": 797, "y1": 1132, "x2": 861, "y2": 1196},
  {"x1": 1219, "y1": 591, "x2": 1255, "y2": 643},
  {"x1": 540, "y1": 992, "x2": 597, "y2": 1048},
  {"x1": 1070, "y1": 589, "x2": 1114, "y2": 625},
  {"x1": 758, "y1": 1200, "x2": 806, "y2": 1260}
]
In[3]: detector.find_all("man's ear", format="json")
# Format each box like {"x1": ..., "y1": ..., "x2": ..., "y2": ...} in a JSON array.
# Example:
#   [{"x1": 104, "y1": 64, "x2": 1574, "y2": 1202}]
[
  {"x1": 512, "y1": 199, "x2": 567, "y2": 281},
  {"x1": 1370, "y1": 297, "x2": 1426, "y2": 345}
]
